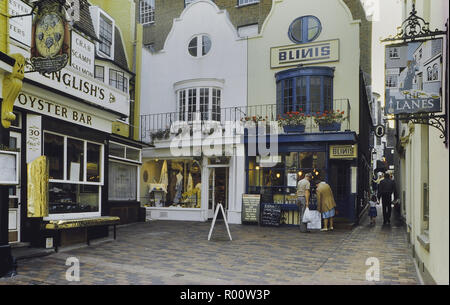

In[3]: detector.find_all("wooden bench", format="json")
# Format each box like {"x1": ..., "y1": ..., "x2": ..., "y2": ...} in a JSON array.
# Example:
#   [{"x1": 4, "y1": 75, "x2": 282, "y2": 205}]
[{"x1": 44, "y1": 216, "x2": 121, "y2": 252}]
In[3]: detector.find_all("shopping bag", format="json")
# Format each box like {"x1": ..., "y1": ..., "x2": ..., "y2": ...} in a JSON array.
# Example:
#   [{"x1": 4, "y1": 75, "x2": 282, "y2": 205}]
[
  {"x1": 302, "y1": 208, "x2": 313, "y2": 223},
  {"x1": 307, "y1": 210, "x2": 322, "y2": 230}
]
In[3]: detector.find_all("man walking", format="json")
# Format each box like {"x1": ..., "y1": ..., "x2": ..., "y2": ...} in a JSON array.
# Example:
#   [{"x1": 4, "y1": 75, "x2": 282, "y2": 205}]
[
  {"x1": 377, "y1": 172, "x2": 396, "y2": 225},
  {"x1": 297, "y1": 173, "x2": 312, "y2": 233}
]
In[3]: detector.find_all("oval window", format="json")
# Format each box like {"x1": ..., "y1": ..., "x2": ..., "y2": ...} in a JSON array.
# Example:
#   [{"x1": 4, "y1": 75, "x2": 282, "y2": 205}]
[
  {"x1": 188, "y1": 35, "x2": 212, "y2": 57},
  {"x1": 289, "y1": 16, "x2": 322, "y2": 44}
]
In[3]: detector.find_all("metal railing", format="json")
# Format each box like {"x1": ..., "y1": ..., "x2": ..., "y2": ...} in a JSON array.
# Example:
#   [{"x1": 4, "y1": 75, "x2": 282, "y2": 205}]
[{"x1": 140, "y1": 99, "x2": 351, "y2": 143}]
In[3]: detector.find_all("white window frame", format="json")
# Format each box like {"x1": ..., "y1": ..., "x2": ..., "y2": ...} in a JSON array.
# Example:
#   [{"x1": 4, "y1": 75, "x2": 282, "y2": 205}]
[
  {"x1": 187, "y1": 34, "x2": 212, "y2": 58},
  {"x1": 108, "y1": 160, "x2": 140, "y2": 202},
  {"x1": 177, "y1": 87, "x2": 222, "y2": 122},
  {"x1": 108, "y1": 141, "x2": 142, "y2": 164},
  {"x1": 139, "y1": 0, "x2": 155, "y2": 25},
  {"x1": 98, "y1": 13, "x2": 114, "y2": 58},
  {"x1": 43, "y1": 131, "x2": 105, "y2": 220}
]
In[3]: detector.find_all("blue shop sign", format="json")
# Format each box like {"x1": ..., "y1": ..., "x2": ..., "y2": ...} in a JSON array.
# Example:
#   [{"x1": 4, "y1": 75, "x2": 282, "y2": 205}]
[{"x1": 386, "y1": 96, "x2": 441, "y2": 115}]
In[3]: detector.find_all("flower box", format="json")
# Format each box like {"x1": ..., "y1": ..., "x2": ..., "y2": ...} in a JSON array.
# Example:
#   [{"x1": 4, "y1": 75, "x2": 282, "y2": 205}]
[
  {"x1": 318, "y1": 122, "x2": 341, "y2": 132},
  {"x1": 283, "y1": 124, "x2": 306, "y2": 133}
]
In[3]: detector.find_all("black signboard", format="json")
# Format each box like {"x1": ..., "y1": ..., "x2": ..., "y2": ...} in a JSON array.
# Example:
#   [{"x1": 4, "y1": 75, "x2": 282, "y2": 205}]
[
  {"x1": 260, "y1": 203, "x2": 281, "y2": 227},
  {"x1": 242, "y1": 194, "x2": 260, "y2": 223}
]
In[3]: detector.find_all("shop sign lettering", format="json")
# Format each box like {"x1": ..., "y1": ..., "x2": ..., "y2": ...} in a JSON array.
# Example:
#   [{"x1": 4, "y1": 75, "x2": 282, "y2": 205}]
[
  {"x1": 330, "y1": 145, "x2": 358, "y2": 159},
  {"x1": 271, "y1": 39, "x2": 339, "y2": 68}
]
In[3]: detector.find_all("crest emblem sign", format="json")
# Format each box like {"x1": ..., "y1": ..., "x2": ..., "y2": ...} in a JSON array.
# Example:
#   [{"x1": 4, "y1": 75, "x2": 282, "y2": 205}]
[{"x1": 31, "y1": 0, "x2": 70, "y2": 73}]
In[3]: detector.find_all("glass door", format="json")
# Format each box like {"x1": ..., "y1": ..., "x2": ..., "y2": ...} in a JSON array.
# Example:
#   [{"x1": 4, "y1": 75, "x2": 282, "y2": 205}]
[
  {"x1": 9, "y1": 132, "x2": 21, "y2": 243},
  {"x1": 208, "y1": 167, "x2": 229, "y2": 219}
]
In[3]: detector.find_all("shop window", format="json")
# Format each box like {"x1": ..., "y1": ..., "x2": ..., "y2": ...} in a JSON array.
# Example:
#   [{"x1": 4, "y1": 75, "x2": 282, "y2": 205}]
[
  {"x1": 143, "y1": 159, "x2": 202, "y2": 208},
  {"x1": 44, "y1": 132, "x2": 104, "y2": 216},
  {"x1": 139, "y1": 0, "x2": 155, "y2": 25},
  {"x1": 276, "y1": 67, "x2": 334, "y2": 115},
  {"x1": 188, "y1": 35, "x2": 211, "y2": 58},
  {"x1": 289, "y1": 16, "x2": 322, "y2": 44},
  {"x1": 178, "y1": 87, "x2": 221, "y2": 122},
  {"x1": 109, "y1": 162, "x2": 137, "y2": 201},
  {"x1": 109, "y1": 142, "x2": 141, "y2": 163},
  {"x1": 99, "y1": 14, "x2": 113, "y2": 57},
  {"x1": 247, "y1": 152, "x2": 327, "y2": 202}
]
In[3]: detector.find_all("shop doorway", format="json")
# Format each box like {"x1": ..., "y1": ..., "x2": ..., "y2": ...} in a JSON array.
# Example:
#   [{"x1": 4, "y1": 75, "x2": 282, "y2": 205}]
[
  {"x1": 329, "y1": 160, "x2": 351, "y2": 219},
  {"x1": 8, "y1": 132, "x2": 21, "y2": 243},
  {"x1": 208, "y1": 167, "x2": 229, "y2": 219}
]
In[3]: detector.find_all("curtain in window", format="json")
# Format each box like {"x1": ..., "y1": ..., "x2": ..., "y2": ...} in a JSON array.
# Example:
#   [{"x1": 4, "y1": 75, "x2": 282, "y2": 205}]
[{"x1": 108, "y1": 162, "x2": 137, "y2": 201}]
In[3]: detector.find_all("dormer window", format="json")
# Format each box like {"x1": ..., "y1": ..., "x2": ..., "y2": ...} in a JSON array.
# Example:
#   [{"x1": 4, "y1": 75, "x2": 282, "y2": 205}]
[{"x1": 99, "y1": 13, "x2": 113, "y2": 57}]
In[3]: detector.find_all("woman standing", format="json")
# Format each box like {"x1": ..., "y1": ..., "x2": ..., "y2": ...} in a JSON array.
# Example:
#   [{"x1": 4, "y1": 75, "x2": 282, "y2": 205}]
[{"x1": 316, "y1": 180, "x2": 337, "y2": 232}]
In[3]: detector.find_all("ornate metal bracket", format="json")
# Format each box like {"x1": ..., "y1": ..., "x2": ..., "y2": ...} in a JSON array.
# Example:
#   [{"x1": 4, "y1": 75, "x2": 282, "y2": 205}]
[
  {"x1": 381, "y1": 4, "x2": 447, "y2": 42},
  {"x1": 394, "y1": 113, "x2": 448, "y2": 146}
]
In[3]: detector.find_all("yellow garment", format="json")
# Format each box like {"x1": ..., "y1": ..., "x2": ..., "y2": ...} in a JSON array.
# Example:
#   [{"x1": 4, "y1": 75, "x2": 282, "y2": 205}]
[{"x1": 316, "y1": 182, "x2": 336, "y2": 213}]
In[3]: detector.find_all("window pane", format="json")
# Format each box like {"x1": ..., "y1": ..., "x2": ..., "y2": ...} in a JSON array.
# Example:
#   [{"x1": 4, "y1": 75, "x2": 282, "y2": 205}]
[
  {"x1": 307, "y1": 17, "x2": 321, "y2": 41},
  {"x1": 95, "y1": 65, "x2": 104, "y2": 82},
  {"x1": 290, "y1": 19, "x2": 302, "y2": 42},
  {"x1": 188, "y1": 37, "x2": 197, "y2": 57},
  {"x1": 99, "y1": 15, "x2": 113, "y2": 56},
  {"x1": 109, "y1": 142, "x2": 125, "y2": 158},
  {"x1": 49, "y1": 183, "x2": 99, "y2": 214},
  {"x1": 202, "y1": 36, "x2": 211, "y2": 56},
  {"x1": 283, "y1": 79, "x2": 293, "y2": 114},
  {"x1": 87, "y1": 143, "x2": 101, "y2": 182},
  {"x1": 108, "y1": 162, "x2": 137, "y2": 201},
  {"x1": 323, "y1": 77, "x2": 333, "y2": 112},
  {"x1": 179, "y1": 90, "x2": 186, "y2": 120},
  {"x1": 296, "y1": 77, "x2": 307, "y2": 112},
  {"x1": 67, "y1": 138, "x2": 84, "y2": 182},
  {"x1": 126, "y1": 147, "x2": 140, "y2": 161},
  {"x1": 200, "y1": 88, "x2": 209, "y2": 120},
  {"x1": 188, "y1": 88, "x2": 197, "y2": 121},
  {"x1": 44, "y1": 133, "x2": 64, "y2": 180},
  {"x1": 310, "y1": 76, "x2": 321, "y2": 113},
  {"x1": 212, "y1": 89, "x2": 221, "y2": 121}
]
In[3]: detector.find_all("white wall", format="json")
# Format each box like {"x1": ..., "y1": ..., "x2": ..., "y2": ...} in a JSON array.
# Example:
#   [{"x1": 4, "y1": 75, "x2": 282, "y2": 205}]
[{"x1": 140, "y1": 0, "x2": 247, "y2": 116}]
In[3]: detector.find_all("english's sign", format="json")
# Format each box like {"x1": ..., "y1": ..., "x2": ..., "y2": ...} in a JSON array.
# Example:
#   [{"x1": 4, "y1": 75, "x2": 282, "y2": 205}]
[{"x1": 271, "y1": 39, "x2": 339, "y2": 68}]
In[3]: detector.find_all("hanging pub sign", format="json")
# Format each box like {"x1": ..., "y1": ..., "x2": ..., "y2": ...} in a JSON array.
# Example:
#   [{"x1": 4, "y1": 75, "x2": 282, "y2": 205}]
[
  {"x1": 384, "y1": 38, "x2": 443, "y2": 115},
  {"x1": 30, "y1": 0, "x2": 70, "y2": 73}
]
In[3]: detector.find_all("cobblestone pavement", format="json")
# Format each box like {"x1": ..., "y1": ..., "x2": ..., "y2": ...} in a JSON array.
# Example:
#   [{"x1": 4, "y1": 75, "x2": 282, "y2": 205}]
[{"x1": 0, "y1": 209, "x2": 419, "y2": 285}]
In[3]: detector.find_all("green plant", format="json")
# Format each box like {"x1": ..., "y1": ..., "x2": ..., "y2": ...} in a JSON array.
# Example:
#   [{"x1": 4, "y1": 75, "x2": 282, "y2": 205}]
[
  {"x1": 151, "y1": 128, "x2": 170, "y2": 140},
  {"x1": 313, "y1": 110, "x2": 346, "y2": 125},
  {"x1": 277, "y1": 111, "x2": 307, "y2": 127}
]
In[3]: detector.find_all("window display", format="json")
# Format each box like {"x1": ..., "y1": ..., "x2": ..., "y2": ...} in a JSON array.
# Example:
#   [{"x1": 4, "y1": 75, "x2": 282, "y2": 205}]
[
  {"x1": 44, "y1": 132, "x2": 103, "y2": 215},
  {"x1": 143, "y1": 159, "x2": 202, "y2": 208},
  {"x1": 247, "y1": 152, "x2": 327, "y2": 203}
]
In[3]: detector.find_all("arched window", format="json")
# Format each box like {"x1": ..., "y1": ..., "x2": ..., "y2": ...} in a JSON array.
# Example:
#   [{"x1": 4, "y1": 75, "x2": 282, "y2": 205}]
[
  {"x1": 432, "y1": 63, "x2": 439, "y2": 81},
  {"x1": 276, "y1": 67, "x2": 334, "y2": 115}
]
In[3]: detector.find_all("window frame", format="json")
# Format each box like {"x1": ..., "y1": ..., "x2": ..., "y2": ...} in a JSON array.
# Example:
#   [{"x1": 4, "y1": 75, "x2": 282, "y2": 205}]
[
  {"x1": 139, "y1": 0, "x2": 155, "y2": 25},
  {"x1": 95, "y1": 65, "x2": 105, "y2": 82},
  {"x1": 99, "y1": 13, "x2": 113, "y2": 57},
  {"x1": 177, "y1": 87, "x2": 222, "y2": 122},
  {"x1": 288, "y1": 15, "x2": 322, "y2": 44},
  {"x1": 188, "y1": 34, "x2": 212, "y2": 58},
  {"x1": 43, "y1": 131, "x2": 104, "y2": 220},
  {"x1": 237, "y1": 0, "x2": 260, "y2": 7},
  {"x1": 276, "y1": 67, "x2": 334, "y2": 115}
]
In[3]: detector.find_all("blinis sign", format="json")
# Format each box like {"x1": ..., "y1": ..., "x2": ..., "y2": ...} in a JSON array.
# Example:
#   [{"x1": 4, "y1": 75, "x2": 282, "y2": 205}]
[{"x1": 30, "y1": 0, "x2": 73, "y2": 73}]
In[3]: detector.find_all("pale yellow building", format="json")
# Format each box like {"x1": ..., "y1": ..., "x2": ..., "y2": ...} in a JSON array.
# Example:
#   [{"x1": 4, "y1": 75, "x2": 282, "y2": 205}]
[{"x1": 395, "y1": 0, "x2": 449, "y2": 285}]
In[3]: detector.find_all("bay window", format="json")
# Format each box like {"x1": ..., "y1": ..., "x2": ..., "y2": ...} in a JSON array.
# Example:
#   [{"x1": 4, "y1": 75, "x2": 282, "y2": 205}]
[
  {"x1": 276, "y1": 66, "x2": 334, "y2": 115},
  {"x1": 177, "y1": 87, "x2": 222, "y2": 122},
  {"x1": 44, "y1": 132, "x2": 104, "y2": 216}
]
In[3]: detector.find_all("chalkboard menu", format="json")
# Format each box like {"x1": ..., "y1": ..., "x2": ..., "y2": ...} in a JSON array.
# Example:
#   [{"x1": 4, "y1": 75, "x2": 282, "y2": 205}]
[
  {"x1": 261, "y1": 203, "x2": 282, "y2": 227},
  {"x1": 242, "y1": 194, "x2": 260, "y2": 223}
]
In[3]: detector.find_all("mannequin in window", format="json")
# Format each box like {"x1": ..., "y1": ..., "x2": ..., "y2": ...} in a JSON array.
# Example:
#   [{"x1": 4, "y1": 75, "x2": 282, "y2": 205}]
[{"x1": 174, "y1": 170, "x2": 183, "y2": 205}]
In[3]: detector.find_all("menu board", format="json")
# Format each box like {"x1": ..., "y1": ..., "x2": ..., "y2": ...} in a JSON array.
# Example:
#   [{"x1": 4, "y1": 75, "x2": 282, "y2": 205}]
[
  {"x1": 261, "y1": 203, "x2": 281, "y2": 227},
  {"x1": 242, "y1": 194, "x2": 260, "y2": 223}
]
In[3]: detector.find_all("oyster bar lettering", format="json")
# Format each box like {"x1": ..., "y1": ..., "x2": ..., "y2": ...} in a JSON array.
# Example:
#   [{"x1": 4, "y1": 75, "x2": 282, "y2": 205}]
[
  {"x1": 16, "y1": 93, "x2": 94, "y2": 126},
  {"x1": 271, "y1": 39, "x2": 340, "y2": 68}
]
